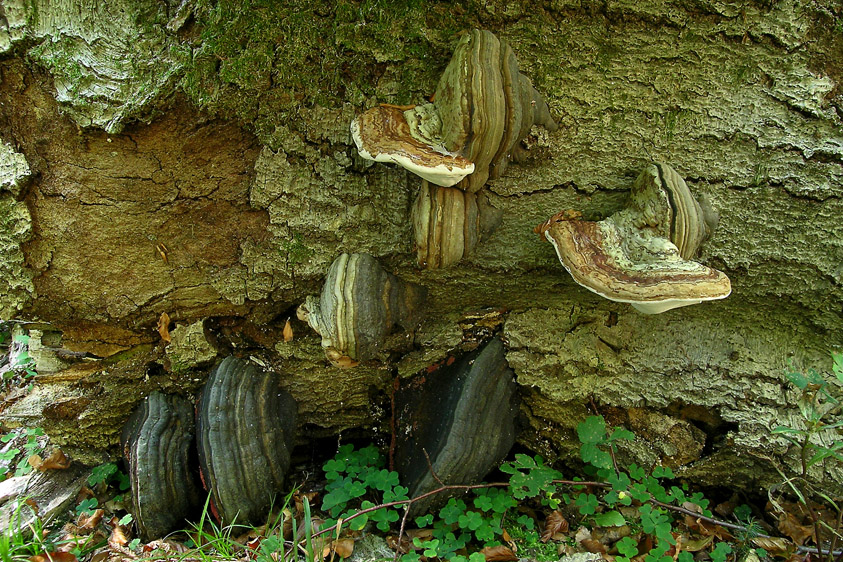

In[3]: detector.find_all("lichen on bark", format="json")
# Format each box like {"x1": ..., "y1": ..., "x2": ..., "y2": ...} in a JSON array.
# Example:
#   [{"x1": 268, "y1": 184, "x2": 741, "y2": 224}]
[
  {"x1": 3, "y1": 0, "x2": 188, "y2": 133},
  {"x1": 0, "y1": 142, "x2": 33, "y2": 318}
]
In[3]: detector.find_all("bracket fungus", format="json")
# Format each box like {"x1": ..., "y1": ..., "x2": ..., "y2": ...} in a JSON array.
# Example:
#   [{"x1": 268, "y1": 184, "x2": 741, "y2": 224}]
[
  {"x1": 121, "y1": 391, "x2": 200, "y2": 542},
  {"x1": 298, "y1": 253, "x2": 427, "y2": 366},
  {"x1": 351, "y1": 105, "x2": 475, "y2": 187},
  {"x1": 351, "y1": 29, "x2": 557, "y2": 191},
  {"x1": 394, "y1": 338, "x2": 519, "y2": 515},
  {"x1": 412, "y1": 181, "x2": 503, "y2": 269},
  {"x1": 196, "y1": 356, "x2": 298, "y2": 526},
  {"x1": 537, "y1": 163, "x2": 731, "y2": 314}
]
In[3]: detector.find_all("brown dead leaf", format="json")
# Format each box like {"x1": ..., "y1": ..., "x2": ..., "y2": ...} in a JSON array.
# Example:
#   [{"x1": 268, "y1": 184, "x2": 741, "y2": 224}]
[
  {"x1": 108, "y1": 521, "x2": 130, "y2": 548},
  {"x1": 283, "y1": 319, "x2": 294, "y2": 343},
  {"x1": 27, "y1": 454, "x2": 43, "y2": 469},
  {"x1": 77, "y1": 509, "x2": 104, "y2": 531},
  {"x1": 541, "y1": 510, "x2": 569, "y2": 543},
  {"x1": 682, "y1": 514, "x2": 733, "y2": 541},
  {"x1": 386, "y1": 535, "x2": 408, "y2": 554},
  {"x1": 751, "y1": 536, "x2": 793, "y2": 556},
  {"x1": 89, "y1": 551, "x2": 110, "y2": 562},
  {"x1": 293, "y1": 492, "x2": 319, "y2": 515},
  {"x1": 157, "y1": 312, "x2": 171, "y2": 343},
  {"x1": 35, "y1": 449, "x2": 71, "y2": 471},
  {"x1": 681, "y1": 535, "x2": 714, "y2": 552},
  {"x1": 330, "y1": 538, "x2": 355, "y2": 559},
  {"x1": 480, "y1": 545, "x2": 518, "y2": 562},
  {"x1": 333, "y1": 355, "x2": 359, "y2": 368},
  {"x1": 777, "y1": 512, "x2": 814, "y2": 546},
  {"x1": 501, "y1": 528, "x2": 517, "y2": 553},
  {"x1": 580, "y1": 539, "x2": 608, "y2": 554},
  {"x1": 29, "y1": 552, "x2": 78, "y2": 562}
]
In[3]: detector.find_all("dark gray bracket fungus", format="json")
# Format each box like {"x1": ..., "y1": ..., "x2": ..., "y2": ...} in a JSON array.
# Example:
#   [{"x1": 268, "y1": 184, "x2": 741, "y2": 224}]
[
  {"x1": 351, "y1": 29, "x2": 557, "y2": 191},
  {"x1": 394, "y1": 338, "x2": 519, "y2": 516},
  {"x1": 537, "y1": 163, "x2": 731, "y2": 314},
  {"x1": 196, "y1": 356, "x2": 297, "y2": 527},
  {"x1": 121, "y1": 391, "x2": 200, "y2": 542},
  {"x1": 297, "y1": 253, "x2": 427, "y2": 366},
  {"x1": 412, "y1": 181, "x2": 503, "y2": 269}
]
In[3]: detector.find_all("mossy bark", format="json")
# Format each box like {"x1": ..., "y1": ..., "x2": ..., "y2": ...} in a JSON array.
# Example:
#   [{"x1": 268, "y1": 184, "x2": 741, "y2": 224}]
[{"x1": 0, "y1": 0, "x2": 841, "y2": 493}]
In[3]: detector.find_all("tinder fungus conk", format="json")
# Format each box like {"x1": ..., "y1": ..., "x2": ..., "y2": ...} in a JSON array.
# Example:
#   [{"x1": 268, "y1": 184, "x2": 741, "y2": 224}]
[
  {"x1": 297, "y1": 253, "x2": 427, "y2": 366},
  {"x1": 394, "y1": 338, "x2": 519, "y2": 515},
  {"x1": 121, "y1": 391, "x2": 200, "y2": 541},
  {"x1": 352, "y1": 29, "x2": 557, "y2": 192},
  {"x1": 412, "y1": 181, "x2": 503, "y2": 269},
  {"x1": 537, "y1": 163, "x2": 731, "y2": 314},
  {"x1": 196, "y1": 356, "x2": 297, "y2": 526}
]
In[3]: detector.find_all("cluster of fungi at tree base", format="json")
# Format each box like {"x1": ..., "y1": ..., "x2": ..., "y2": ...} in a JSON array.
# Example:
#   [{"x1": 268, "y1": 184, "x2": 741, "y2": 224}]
[{"x1": 122, "y1": 357, "x2": 297, "y2": 539}]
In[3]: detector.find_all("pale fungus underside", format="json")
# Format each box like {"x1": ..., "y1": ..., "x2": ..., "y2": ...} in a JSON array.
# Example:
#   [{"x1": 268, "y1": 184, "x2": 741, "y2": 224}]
[
  {"x1": 539, "y1": 164, "x2": 731, "y2": 314},
  {"x1": 351, "y1": 29, "x2": 557, "y2": 191},
  {"x1": 297, "y1": 253, "x2": 427, "y2": 365}
]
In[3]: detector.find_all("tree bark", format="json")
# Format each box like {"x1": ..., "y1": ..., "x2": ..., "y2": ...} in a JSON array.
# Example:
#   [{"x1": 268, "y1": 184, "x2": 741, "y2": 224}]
[{"x1": 0, "y1": 0, "x2": 841, "y2": 494}]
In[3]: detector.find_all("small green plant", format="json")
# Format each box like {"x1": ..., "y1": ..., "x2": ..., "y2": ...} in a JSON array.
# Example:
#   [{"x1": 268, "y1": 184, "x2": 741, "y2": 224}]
[
  {"x1": 321, "y1": 444, "x2": 408, "y2": 531},
  {"x1": 316, "y1": 417, "x2": 739, "y2": 562},
  {"x1": 0, "y1": 427, "x2": 46, "y2": 480},
  {"x1": 75, "y1": 497, "x2": 99, "y2": 517},
  {"x1": 770, "y1": 352, "x2": 843, "y2": 561},
  {"x1": 88, "y1": 462, "x2": 131, "y2": 500},
  {"x1": 2, "y1": 332, "x2": 37, "y2": 384}
]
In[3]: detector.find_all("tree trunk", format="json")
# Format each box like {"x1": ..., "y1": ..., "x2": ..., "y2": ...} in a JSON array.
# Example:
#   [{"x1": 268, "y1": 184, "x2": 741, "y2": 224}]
[{"x1": 1, "y1": 0, "x2": 841, "y2": 495}]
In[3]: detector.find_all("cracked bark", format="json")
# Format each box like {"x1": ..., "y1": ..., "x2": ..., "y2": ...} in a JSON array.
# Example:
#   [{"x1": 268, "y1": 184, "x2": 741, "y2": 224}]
[{"x1": 0, "y1": 0, "x2": 841, "y2": 496}]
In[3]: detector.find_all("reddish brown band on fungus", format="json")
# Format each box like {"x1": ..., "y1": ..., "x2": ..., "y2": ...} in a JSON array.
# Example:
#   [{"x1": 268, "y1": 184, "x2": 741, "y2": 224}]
[
  {"x1": 545, "y1": 220, "x2": 731, "y2": 303},
  {"x1": 353, "y1": 106, "x2": 473, "y2": 170}
]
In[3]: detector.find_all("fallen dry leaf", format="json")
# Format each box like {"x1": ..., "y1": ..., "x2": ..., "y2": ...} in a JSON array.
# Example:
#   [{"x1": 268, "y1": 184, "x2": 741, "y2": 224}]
[
  {"x1": 480, "y1": 545, "x2": 518, "y2": 562},
  {"x1": 541, "y1": 510, "x2": 569, "y2": 543},
  {"x1": 27, "y1": 454, "x2": 43, "y2": 469},
  {"x1": 89, "y1": 551, "x2": 110, "y2": 562},
  {"x1": 157, "y1": 312, "x2": 171, "y2": 343},
  {"x1": 77, "y1": 509, "x2": 104, "y2": 531},
  {"x1": 330, "y1": 538, "x2": 355, "y2": 559},
  {"x1": 681, "y1": 535, "x2": 714, "y2": 552},
  {"x1": 283, "y1": 319, "x2": 294, "y2": 342},
  {"x1": 29, "y1": 552, "x2": 78, "y2": 562},
  {"x1": 35, "y1": 449, "x2": 71, "y2": 471},
  {"x1": 682, "y1": 514, "x2": 733, "y2": 541},
  {"x1": 751, "y1": 536, "x2": 793, "y2": 556},
  {"x1": 293, "y1": 491, "x2": 319, "y2": 515},
  {"x1": 579, "y1": 539, "x2": 607, "y2": 554},
  {"x1": 108, "y1": 522, "x2": 130, "y2": 548},
  {"x1": 776, "y1": 512, "x2": 814, "y2": 546},
  {"x1": 501, "y1": 528, "x2": 517, "y2": 553}
]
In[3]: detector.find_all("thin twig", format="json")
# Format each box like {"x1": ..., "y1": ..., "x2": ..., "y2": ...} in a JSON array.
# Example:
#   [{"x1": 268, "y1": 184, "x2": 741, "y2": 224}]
[
  {"x1": 422, "y1": 448, "x2": 445, "y2": 487},
  {"x1": 393, "y1": 503, "x2": 413, "y2": 562}
]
